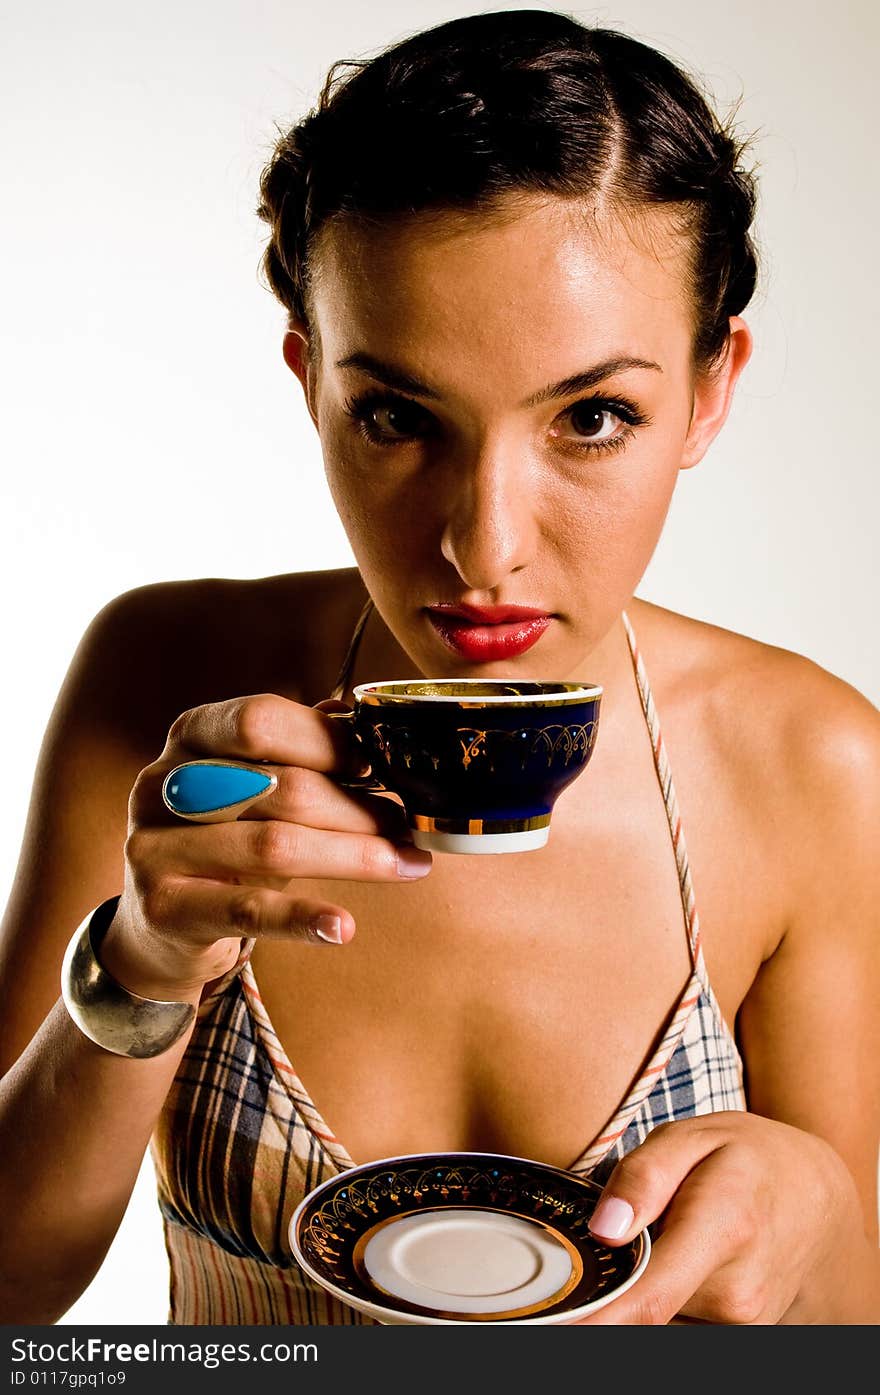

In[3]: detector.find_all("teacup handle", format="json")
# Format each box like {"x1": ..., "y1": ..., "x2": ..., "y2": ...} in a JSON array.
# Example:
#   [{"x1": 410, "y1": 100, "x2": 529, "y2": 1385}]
[{"x1": 325, "y1": 709, "x2": 386, "y2": 792}]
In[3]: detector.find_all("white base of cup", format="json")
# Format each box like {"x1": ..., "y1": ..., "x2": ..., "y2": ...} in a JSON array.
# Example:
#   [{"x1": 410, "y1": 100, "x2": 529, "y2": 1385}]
[{"x1": 411, "y1": 827, "x2": 550, "y2": 855}]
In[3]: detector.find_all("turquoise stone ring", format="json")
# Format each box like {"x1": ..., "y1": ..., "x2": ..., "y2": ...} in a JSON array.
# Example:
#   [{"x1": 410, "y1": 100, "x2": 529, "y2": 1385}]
[{"x1": 161, "y1": 760, "x2": 277, "y2": 822}]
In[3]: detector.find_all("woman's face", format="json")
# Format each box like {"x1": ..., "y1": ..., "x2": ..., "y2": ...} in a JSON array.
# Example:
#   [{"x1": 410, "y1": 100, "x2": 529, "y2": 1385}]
[{"x1": 287, "y1": 196, "x2": 750, "y2": 680}]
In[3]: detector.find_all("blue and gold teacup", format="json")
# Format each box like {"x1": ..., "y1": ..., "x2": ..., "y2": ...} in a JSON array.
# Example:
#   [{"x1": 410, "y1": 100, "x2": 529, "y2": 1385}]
[{"x1": 338, "y1": 678, "x2": 602, "y2": 854}]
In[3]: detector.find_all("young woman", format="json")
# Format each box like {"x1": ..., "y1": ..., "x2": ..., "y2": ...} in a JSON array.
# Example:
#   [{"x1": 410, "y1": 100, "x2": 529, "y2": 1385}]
[{"x1": 1, "y1": 10, "x2": 877, "y2": 1325}]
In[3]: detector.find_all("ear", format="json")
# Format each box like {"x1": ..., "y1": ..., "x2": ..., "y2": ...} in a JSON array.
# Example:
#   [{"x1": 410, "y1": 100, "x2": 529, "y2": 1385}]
[
  {"x1": 680, "y1": 316, "x2": 753, "y2": 470},
  {"x1": 282, "y1": 320, "x2": 320, "y2": 430}
]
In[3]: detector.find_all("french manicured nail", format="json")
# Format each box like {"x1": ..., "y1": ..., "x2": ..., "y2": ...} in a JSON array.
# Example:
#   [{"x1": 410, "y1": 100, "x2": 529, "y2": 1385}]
[
  {"x1": 314, "y1": 915, "x2": 344, "y2": 944},
  {"x1": 163, "y1": 762, "x2": 273, "y2": 815},
  {"x1": 396, "y1": 846, "x2": 433, "y2": 878},
  {"x1": 588, "y1": 1196, "x2": 634, "y2": 1240}
]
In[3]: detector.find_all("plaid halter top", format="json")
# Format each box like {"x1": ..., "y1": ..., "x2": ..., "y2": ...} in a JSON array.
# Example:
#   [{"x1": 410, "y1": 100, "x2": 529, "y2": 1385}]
[{"x1": 150, "y1": 605, "x2": 746, "y2": 1324}]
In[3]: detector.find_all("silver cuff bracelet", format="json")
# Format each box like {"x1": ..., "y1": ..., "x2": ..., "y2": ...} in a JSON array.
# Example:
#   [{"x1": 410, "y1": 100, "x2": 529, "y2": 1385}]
[{"x1": 60, "y1": 895, "x2": 197, "y2": 1059}]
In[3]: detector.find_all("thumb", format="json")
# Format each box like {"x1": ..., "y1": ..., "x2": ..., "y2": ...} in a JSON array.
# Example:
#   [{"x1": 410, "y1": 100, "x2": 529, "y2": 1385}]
[
  {"x1": 587, "y1": 1119, "x2": 726, "y2": 1244},
  {"x1": 314, "y1": 697, "x2": 353, "y2": 713}
]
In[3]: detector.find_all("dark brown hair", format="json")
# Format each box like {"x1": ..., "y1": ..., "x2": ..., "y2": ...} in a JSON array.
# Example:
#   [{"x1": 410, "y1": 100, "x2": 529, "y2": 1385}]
[{"x1": 257, "y1": 9, "x2": 758, "y2": 369}]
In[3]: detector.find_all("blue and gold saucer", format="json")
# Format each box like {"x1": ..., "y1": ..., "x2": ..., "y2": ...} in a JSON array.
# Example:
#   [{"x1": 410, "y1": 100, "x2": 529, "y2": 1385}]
[{"x1": 289, "y1": 1151, "x2": 650, "y2": 1324}]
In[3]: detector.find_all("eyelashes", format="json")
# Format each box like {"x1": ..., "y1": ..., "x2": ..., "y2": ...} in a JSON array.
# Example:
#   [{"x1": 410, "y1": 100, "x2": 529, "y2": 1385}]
[
  {"x1": 343, "y1": 390, "x2": 436, "y2": 447},
  {"x1": 341, "y1": 388, "x2": 651, "y2": 457}
]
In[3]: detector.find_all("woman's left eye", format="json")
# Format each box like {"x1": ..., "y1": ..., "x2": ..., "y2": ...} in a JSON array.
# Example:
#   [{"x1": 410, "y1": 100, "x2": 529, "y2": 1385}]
[
  {"x1": 343, "y1": 391, "x2": 434, "y2": 445},
  {"x1": 551, "y1": 399, "x2": 639, "y2": 450}
]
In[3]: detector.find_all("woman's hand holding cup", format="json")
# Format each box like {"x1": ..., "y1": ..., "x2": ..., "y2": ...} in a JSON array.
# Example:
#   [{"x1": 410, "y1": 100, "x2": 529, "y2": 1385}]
[{"x1": 100, "y1": 693, "x2": 434, "y2": 1001}]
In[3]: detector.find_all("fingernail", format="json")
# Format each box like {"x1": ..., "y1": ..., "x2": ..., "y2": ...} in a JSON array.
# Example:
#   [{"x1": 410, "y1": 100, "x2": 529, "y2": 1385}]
[
  {"x1": 396, "y1": 846, "x2": 433, "y2": 879},
  {"x1": 314, "y1": 915, "x2": 344, "y2": 944},
  {"x1": 163, "y1": 763, "x2": 273, "y2": 815},
  {"x1": 589, "y1": 1196, "x2": 634, "y2": 1240}
]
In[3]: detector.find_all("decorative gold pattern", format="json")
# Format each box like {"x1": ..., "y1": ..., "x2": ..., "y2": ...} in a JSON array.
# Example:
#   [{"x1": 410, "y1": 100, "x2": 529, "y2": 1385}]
[
  {"x1": 357, "y1": 680, "x2": 601, "y2": 705},
  {"x1": 459, "y1": 731, "x2": 488, "y2": 768},
  {"x1": 293, "y1": 1157, "x2": 646, "y2": 1323},
  {"x1": 371, "y1": 720, "x2": 598, "y2": 774},
  {"x1": 412, "y1": 813, "x2": 551, "y2": 835}
]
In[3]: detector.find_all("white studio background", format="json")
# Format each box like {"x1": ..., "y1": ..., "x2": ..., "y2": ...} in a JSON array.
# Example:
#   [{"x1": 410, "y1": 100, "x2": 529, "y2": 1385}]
[{"x1": 1, "y1": 0, "x2": 877, "y2": 1325}]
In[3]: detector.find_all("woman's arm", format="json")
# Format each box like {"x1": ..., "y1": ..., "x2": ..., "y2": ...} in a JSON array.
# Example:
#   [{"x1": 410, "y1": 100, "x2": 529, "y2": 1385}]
[
  {"x1": 0, "y1": 581, "x2": 430, "y2": 1322},
  {"x1": 0, "y1": 591, "x2": 200, "y2": 1320},
  {"x1": 0, "y1": 998, "x2": 199, "y2": 1323},
  {"x1": 735, "y1": 666, "x2": 880, "y2": 1317},
  {"x1": 578, "y1": 663, "x2": 880, "y2": 1324}
]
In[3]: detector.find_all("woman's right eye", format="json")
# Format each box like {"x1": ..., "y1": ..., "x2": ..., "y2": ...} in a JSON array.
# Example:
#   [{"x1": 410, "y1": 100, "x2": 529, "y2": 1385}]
[{"x1": 343, "y1": 392, "x2": 434, "y2": 445}]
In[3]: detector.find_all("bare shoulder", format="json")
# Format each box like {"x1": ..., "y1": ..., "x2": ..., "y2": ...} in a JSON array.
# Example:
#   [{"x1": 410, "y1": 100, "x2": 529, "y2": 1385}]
[
  {"x1": 642, "y1": 605, "x2": 880, "y2": 1224},
  {"x1": 630, "y1": 595, "x2": 880, "y2": 844},
  {"x1": 0, "y1": 566, "x2": 366, "y2": 1068},
  {"x1": 77, "y1": 565, "x2": 367, "y2": 747}
]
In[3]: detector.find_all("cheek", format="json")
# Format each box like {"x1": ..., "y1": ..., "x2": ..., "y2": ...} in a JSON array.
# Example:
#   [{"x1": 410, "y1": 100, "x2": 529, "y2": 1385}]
[
  {"x1": 319, "y1": 424, "x2": 374, "y2": 530},
  {"x1": 546, "y1": 447, "x2": 682, "y2": 573},
  {"x1": 581, "y1": 399, "x2": 691, "y2": 555},
  {"x1": 320, "y1": 437, "x2": 430, "y2": 578},
  {"x1": 321, "y1": 418, "x2": 427, "y2": 529}
]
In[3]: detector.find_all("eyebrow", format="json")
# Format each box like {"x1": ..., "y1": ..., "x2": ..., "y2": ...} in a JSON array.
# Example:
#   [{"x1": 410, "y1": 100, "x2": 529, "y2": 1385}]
[{"x1": 335, "y1": 351, "x2": 662, "y2": 406}]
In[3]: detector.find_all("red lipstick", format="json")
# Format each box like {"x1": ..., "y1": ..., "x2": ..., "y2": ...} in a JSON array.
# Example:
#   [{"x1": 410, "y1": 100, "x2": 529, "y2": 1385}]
[{"x1": 426, "y1": 603, "x2": 552, "y2": 662}]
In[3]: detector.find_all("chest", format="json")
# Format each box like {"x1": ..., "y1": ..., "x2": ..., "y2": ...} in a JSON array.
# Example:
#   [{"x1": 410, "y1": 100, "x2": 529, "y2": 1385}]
[{"x1": 251, "y1": 744, "x2": 766, "y2": 1170}]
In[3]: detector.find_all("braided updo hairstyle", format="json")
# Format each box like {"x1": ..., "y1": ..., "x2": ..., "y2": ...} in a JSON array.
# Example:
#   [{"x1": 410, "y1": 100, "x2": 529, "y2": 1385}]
[{"x1": 257, "y1": 9, "x2": 758, "y2": 372}]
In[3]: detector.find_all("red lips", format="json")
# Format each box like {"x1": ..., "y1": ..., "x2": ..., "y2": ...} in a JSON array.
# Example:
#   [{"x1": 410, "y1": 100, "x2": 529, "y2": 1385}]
[
  {"x1": 426, "y1": 603, "x2": 552, "y2": 661},
  {"x1": 430, "y1": 603, "x2": 550, "y2": 624}
]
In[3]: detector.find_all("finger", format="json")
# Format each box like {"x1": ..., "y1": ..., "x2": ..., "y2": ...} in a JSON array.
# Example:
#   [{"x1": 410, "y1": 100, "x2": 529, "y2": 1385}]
[
  {"x1": 149, "y1": 761, "x2": 408, "y2": 839},
  {"x1": 587, "y1": 1118, "x2": 732, "y2": 1246},
  {"x1": 162, "y1": 694, "x2": 363, "y2": 774},
  {"x1": 580, "y1": 1222, "x2": 713, "y2": 1324},
  {"x1": 318, "y1": 701, "x2": 381, "y2": 788},
  {"x1": 238, "y1": 767, "x2": 408, "y2": 839},
  {"x1": 127, "y1": 818, "x2": 432, "y2": 887},
  {"x1": 578, "y1": 1155, "x2": 747, "y2": 1325},
  {"x1": 147, "y1": 876, "x2": 358, "y2": 947}
]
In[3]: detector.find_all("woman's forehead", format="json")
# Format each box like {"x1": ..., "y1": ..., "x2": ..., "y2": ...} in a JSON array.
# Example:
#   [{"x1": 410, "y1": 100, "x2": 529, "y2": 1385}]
[{"x1": 310, "y1": 197, "x2": 694, "y2": 381}]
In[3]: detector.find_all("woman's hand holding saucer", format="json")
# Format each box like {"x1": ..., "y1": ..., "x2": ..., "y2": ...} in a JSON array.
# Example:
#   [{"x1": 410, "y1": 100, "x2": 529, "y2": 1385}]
[
  {"x1": 576, "y1": 1113, "x2": 868, "y2": 1324},
  {"x1": 101, "y1": 693, "x2": 432, "y2": 999}
]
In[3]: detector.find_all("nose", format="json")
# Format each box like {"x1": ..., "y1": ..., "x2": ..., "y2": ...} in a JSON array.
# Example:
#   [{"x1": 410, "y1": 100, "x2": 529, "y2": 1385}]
[{"x1": 439, "y1": 440, "x2": 540, "y2": 592}]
